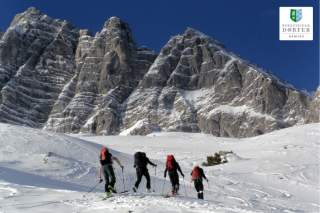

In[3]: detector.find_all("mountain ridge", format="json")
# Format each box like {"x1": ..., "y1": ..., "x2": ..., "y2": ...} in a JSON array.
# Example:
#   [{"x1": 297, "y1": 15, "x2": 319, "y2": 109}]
[{"x1": 0, "y1": 8, "x2": 318, "y2": 137}]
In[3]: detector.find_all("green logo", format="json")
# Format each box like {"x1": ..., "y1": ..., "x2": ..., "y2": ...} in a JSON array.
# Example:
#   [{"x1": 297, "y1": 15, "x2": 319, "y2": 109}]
[{"x1": 290, "y1": 9, "x2": 302, "y2": 22}]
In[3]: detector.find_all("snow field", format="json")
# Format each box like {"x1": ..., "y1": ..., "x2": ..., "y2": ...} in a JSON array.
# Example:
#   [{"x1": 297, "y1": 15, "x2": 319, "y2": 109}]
[{"x1": 0, "y1": 123, "x2": 319, "y2": 212}]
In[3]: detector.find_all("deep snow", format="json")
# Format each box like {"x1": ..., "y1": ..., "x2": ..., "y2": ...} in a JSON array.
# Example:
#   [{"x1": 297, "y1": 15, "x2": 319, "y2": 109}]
[{"x1": 0, "y1": 123, "x2": 319, "y2": 212}]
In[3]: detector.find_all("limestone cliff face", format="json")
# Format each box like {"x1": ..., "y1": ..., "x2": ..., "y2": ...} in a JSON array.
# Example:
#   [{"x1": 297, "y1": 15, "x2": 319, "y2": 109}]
[
  {"x1": 44, "y1": 17, "x2": 156, "y2": 134},
  {"x1": 306, "y1": 87, "x2": 320, "y2": 123},
  {"x1": 122, "y1": 28, "x2": 315, "y2": 137},
  {"x1": 0, "y1": 8, "x2": 318, "y2": 137},
  {"x1": 0, "y1": 8, "x2": 79, "y2": 127}
]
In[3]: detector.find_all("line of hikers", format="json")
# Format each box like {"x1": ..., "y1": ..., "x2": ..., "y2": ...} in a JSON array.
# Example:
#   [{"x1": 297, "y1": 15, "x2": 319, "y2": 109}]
[{"x1": 98, "y1": 146, "x2": 208, "y2": 199}]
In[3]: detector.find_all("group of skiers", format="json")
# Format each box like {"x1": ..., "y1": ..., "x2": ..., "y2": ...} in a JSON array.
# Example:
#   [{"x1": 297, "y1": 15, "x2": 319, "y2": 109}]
[{"x1": 98, "y1": 146, "x2": 208, "y2": 199}]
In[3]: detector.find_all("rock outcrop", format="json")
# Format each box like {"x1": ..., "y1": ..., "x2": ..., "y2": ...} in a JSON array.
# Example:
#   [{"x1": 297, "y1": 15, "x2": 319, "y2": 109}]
[
  {"x1": 0, "y1": 8, "x2": 318, "y2": 137},
  {"x1": 306, "y1": 87, "x2": 320, "y2": 123},
  {"x1": 44, "y1": 17, "x2": 156, "y2": 134},
  {"x1": 122, "y1": 28, "x2": 315, "y2": 137},
  {"x1": 0, "y1": 7, "x2": 79, "y2": 127}
]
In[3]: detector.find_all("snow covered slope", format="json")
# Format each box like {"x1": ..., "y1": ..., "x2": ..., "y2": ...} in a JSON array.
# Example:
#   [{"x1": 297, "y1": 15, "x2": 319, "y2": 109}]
[{"x1": 0, "y1": 123, "x2": 319, "y2": 212}]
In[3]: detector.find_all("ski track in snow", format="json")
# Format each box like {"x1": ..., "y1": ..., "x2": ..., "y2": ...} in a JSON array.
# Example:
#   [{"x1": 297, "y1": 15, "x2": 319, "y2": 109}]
[{"x1": 0, "y1": 123, "x2": 319, "y2": 212}]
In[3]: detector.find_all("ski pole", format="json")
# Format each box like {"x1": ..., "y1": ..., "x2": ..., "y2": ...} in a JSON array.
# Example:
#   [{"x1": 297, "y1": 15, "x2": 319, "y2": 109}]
[
  {"x1": 161, "y1": 177, "x2": 166, "y2": 195},
  {"x1": 183, "y1": 177, "x2": 187, "y2": 197},
  {"x1": 153, "y1": 166, "x2": 157, "y2": 193},
  {"x1": 82, "y1": 181, "x2": 101, "y2": 197},
  {"x1": 121, "y1": 167, "x2": 126, "y2": 192}
]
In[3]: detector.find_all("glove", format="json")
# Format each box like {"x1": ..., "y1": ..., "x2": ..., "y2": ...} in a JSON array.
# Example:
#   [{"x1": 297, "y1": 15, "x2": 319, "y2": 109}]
[
  {"x1": 181, "y1": 174, "x2": 185, "y2": 178},
  {"x1": 164, "y1": 173, "x2": 166, "y2": 178},
  {"x1": 154, "y1": 164, "x2": 157, "y2": 167},
  {"x1": 99, "y1": 178, "x2": 103, "y2": 183},
  {"x1": 121, "y1": 165, "x2": 124, "y2": 170},
  {"x1": 206, "y1": 179, "x2": 209, "y2": 182},
  {"x1": 134, "y1": 165, "x2": 136, "y2": 168}
]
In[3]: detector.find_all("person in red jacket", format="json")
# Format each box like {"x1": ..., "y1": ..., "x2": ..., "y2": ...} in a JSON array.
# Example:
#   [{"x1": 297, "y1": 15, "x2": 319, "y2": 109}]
[
  {"x1": 164, "y1": 154, "x2": 184, "y2": 195},
  {"x1": 190, "y1": 165, "x2": 208, "y2": 199},
  {"x1": 99, "y1": 146, "x2": 124, "y2": 197}
]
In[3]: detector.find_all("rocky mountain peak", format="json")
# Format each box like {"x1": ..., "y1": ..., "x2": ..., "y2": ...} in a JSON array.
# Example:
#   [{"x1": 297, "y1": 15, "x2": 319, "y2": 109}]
[
  {"x1": 0, "y1": 8, "x2": 79, "y2": 127},
  {"x1": 25, "y1": 6, "x2": 41, "y2": 14},
  {"x1": 10, "y1": 7, "x2": 44, "y2": 27},
  {"x1": 100, "y1": 16, "x2": 135, "y2": 49},
  {"x1": 20, "y1": 6, "x2": 42, "y2": 18},
  {"x1": 182, "y1": 27, "x2": 225, "y2": 48},
  {"x1": 10, "y1": 7, "x2": 75, "y2": 33},
  {"x1": 103, "y1": 16, "x2": 124, "y2": 29},
  {"x1": 184, "y1": 27, "x2": 208, "y2": 38},
  {"x1": 123, "y1": 28, "x2": 318, "y2": 137},
  {"x1": 0, "y1": 9, "x2": 318, "y2": 137},
  {"x1": 79, "y1": 29, "x2": 91, "y2": 37},
  {"x1": 41, "y1": 13, "x2": 157, "y2": 134},
  {"x1": 102, "y1": 16, "x2": 131, "y2": 36}
]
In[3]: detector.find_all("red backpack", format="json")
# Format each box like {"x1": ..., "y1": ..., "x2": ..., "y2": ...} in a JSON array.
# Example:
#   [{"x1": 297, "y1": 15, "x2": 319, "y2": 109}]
[
  {"x1": 191, "y1": 166, "x2": 201, "y2": 180},
  {"x1": 100, "y1": 147, "x2": 108, "y2": 161},
  {"x1": 166, "y1": 155, "x2": 175, "y2": 171}
]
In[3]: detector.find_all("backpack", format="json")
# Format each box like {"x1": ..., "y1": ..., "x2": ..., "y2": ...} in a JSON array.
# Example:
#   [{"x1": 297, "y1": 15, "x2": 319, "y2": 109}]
[
  {"x1": 166, "y1": 155, "x2": 176, "y2": 171},
  {"x1": 191, "y1": 166, "x2": 201, "y2": 180},
  {"x1": 100, "y1": 147, "x2": 111, "y2": 162},
  {"x1": 134, "y1": 152, "x2": 147, "y2": 168}
]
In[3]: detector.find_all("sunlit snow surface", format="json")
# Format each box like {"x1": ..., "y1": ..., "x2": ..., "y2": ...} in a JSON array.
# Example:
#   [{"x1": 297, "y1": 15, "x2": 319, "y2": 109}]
[{"x1": 0, "y1": 123, "x2": 319, "y2": 212}]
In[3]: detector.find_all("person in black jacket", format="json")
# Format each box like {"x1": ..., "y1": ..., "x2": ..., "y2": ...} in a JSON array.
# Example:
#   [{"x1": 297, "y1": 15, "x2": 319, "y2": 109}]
[
  {"x1": 164, "y1": 155, "x2": 184, "y2": 195},
  {"x1": 190, "y1": 165, "x2": 208, "y2": 199},
  {"x1": 133, "y1": 152, "x2": 157, "y2": 192},
  {"x1": 99, "y1": 146, "x2": 124, "y2": 196}
]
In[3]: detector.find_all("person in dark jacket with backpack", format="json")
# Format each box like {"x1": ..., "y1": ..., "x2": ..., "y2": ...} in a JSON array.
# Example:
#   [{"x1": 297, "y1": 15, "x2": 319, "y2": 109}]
[
  {"x1": 164, "y1": 154, "x2": 184, "y2": 195},
  {"x1": 133, "y1": 152, "x2": 157, "y2": 193},
  {"x1": 190, "y1": 165, "x2": 208, "y2": 199},
  {"x1": 99, "y1": 146, "x2": 124, "y2": 197}
]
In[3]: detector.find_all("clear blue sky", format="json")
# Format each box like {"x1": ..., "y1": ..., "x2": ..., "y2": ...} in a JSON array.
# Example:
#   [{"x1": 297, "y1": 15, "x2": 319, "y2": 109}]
[{"x1": 0, "y1": 0, "x2": 319, "y2": 92}]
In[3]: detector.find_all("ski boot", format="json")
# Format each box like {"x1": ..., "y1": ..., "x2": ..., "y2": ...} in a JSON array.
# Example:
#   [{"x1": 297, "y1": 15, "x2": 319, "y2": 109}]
[
  {"x1": 132, "y1": 186, "x2": 137, "y2": 193},
  {"x1": 108, "y1": 186, "x2": 117, "y2": 193},
  {"x1": 102, "y1": 190, "x2": 113, "y2": 200},
  {"x1": 106, "y1": 190, "x2": 113, "y2": 197}
]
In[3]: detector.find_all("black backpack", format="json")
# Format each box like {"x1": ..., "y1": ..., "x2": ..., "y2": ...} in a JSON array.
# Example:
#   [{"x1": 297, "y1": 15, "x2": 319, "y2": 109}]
[
  {"x1": 134, "y1": 152, "x2": 147, "y2": 168},
  {"x1": 100, "y1": 147, "x2": 112, "y2": 164}
]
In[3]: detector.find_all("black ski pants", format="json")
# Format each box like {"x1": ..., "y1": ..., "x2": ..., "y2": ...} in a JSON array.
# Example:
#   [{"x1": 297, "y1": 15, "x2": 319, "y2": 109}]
[
  {"x1": 102, "y1": 164, "x2": 116, "y2": 192},
  {"x1": 168, "y1": 171, "x2": 179, "y2": 193},
  {"x1": 135, "y1": 167, "x2": 151, "y2": 189},
  {"x1": 194, "y1": 179, "x2": 204, "y2": 199}
]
